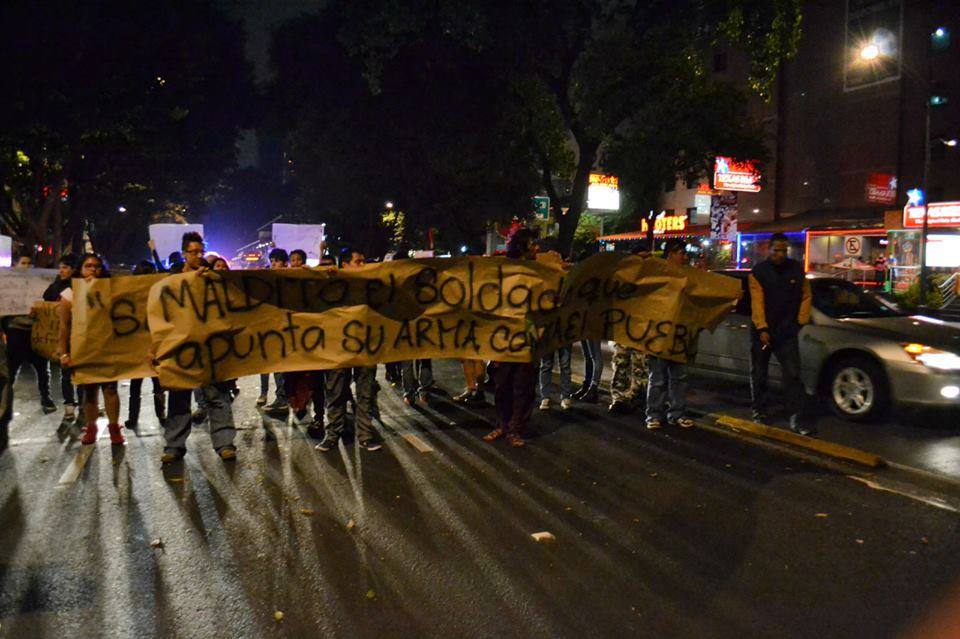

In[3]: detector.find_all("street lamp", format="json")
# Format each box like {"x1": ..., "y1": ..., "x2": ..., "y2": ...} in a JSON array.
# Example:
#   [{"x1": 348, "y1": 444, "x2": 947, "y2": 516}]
[{"x1": 860, "y1": 43, "x2": 880, "y2": 61}]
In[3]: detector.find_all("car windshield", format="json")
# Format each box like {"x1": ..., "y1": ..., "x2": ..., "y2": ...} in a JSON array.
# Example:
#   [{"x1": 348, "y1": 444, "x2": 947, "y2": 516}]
[{"x1": 811, "y1": 279, "x2": 903, "y2": 319}]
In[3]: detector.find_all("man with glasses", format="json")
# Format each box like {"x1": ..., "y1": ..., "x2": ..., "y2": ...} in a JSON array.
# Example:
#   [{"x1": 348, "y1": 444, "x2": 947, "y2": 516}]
[
  {"x1": 748, "y1": 232, "x2": 814, "y2": 436},
  {"x1": 161, "y1": 232, "x2": 238, "y2": 463}
]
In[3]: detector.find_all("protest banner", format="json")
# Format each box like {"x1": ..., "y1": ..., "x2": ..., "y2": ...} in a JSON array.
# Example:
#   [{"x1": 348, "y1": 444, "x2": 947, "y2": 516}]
[
  {"x1": 30, "y1": 302, "x2": 61, "y2": 362},
  {"x1": 69, "y1": 273, "x2": 167, "y2": 384},
  {"x1": 272, "y1": 223, "x2": 325, "y2": 265},
  {"x1": 148, "y1": 224, "x2": 203, "y2": 265},
  {"x1": 67, "y1": 255, "x2": 740, "y2": 389},
  {"x1": 0, "y1": 269, "x2": 58, "y2": 316}
]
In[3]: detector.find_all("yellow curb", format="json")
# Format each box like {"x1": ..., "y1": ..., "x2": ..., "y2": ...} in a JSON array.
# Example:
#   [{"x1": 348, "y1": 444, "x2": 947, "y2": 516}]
[{"x1": 709, "y1": 413, "x2": 885, "y2": 469}]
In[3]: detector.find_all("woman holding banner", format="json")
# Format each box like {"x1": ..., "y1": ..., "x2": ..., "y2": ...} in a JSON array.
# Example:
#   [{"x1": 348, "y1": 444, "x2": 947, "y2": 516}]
[{"x1": 58, "y1": 253, "x2": 125, "y2": 446}]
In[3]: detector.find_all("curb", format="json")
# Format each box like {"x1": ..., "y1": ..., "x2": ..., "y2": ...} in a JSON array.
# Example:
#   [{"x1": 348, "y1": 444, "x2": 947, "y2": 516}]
[{"x1": 693, "y1": 409, "x2": 885, "y2": 468}]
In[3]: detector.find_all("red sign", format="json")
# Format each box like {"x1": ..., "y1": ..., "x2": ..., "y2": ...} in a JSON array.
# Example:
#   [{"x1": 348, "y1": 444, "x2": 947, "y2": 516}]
[
  {"x1": 903, "y1": 202, "x2": 960, "y2": 229},
  {"x1": 865, "y1": 172, "x2": 897, "y2": 205},
  {"x1": 713, "y1": 156, "x2": 761, "y2": 192}
]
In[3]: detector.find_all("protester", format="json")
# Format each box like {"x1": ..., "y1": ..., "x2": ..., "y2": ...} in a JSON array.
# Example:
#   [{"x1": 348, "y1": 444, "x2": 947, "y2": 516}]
[
  {"x1": 125, "y1": 261, "x2": 165, "y2": 429},
  {"x1": 453, "y1": 359, "x2": 486, "y2": 404},
  {"x1": 484, "y1": 228, "x2": 538, "y2": 447},
  {"x1": 43, "y1": 254, "x2": 78, "y2": 422},
  {"x1": 58, "y1": 253, "x2": 124, "y2": 445},
  {"x1": 572, "y1": 250, "x2": 603, "y2": 404},
  {"x1": 609, "y1": 242, "x2": 651, "y2": 414},
  {"x1": 159, "y1": 232, "x2": 238, "y2": 463},
  {"x1": 282, "y1": 247, "x2": 324, "y2": 439},
  {"x1": 258, "y1": 247, "x2": 290, "y2": 413},
  {"x1": 749, "y1": 232, "x2": 814, "y2": 436},
  {"x1": 390, "y1": 245, "x2": 434, "y2": 406},
  {"x1": 645, "y1": 240, "x2": 696, "y2": 430},
  {"x1": 536, "y1": 237, "x2": 572, "y2": 411},
  {"x1": 2, "y1": 253, "x2": 56, "y2": 414},
  {"x1": 315, "y1": 247, "x2": 383, "y2": 452},
  {"x1": 213, "y1": 256, "x2": 229, "y2": 271}
]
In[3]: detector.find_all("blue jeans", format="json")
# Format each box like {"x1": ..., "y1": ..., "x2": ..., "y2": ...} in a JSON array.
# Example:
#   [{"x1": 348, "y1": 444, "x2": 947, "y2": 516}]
[
  {"x1": 646, "y1": 357, "x2": 688, "y2": 423},
  {"x1": 581, "y1": 340, "x2": 604, "y2": 388},
  {"x1": 539, "y1": 347, "x2": 572, "y2": 400}
]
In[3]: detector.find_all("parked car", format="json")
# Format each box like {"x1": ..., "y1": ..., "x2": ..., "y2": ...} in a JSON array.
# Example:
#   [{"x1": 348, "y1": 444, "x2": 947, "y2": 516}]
[{"x1": 691, "y1": 272, "x2": 960, "y2": 422}]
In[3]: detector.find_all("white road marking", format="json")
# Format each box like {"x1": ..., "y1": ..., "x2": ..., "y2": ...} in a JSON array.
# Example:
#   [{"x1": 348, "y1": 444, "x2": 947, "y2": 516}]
[
  {"x1": 401, "y1": 432, "x2": 434, "y2": 453},
  {"x1": 58, "y1": 444, "x2": 97, "y2": 485}
]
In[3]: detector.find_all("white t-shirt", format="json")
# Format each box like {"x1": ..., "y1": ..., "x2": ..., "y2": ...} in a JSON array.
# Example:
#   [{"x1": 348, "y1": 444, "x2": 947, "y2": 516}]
[{"x1": 60, "y1": 287, "x2": 73, "y2": 303}]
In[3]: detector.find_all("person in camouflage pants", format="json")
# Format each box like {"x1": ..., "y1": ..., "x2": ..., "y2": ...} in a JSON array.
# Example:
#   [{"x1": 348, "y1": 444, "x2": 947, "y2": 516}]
[{"x1": 609, "y1": 344, "x2": 647, "y2": 413}]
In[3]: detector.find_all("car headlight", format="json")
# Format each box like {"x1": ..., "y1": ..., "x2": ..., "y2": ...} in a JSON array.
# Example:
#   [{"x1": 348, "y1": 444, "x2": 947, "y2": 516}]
[{"x1": 903, "y1": 343, "x2": 960, "y2": 370}]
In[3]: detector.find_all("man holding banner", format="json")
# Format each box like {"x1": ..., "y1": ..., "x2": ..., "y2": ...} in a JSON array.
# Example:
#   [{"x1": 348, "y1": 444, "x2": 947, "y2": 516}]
[{"x1": 160, "y1": 232, "x2": 238, "y2": 464}]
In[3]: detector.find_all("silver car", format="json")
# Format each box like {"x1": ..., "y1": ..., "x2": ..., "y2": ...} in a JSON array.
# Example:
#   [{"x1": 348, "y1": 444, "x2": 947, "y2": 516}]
[{"x1": 691, "y1": 272, "x2": 960, "y2": 422}]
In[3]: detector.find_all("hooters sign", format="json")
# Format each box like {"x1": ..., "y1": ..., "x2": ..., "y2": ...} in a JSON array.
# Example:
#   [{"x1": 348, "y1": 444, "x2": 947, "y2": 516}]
[{"x1": 714, "y1": 157, "x2": 761, "y2": 192}]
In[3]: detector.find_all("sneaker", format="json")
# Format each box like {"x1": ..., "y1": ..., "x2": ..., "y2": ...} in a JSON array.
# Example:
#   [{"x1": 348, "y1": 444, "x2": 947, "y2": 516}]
[
  {"x1": 468, "y1": 389, "x2": 486, "y2": 404},
  {"x1": 315, "y1": 434, "x2": 339, "y2": 452},
  {"x1": 265, "y1": 399, "x2": 289, "y2": 411},
  {"x1": 453, "y1": 389, "x2": 474, "y2": 403},
  {"x1": 646, "y1": 419, "x2": 662, "y2": 430},
  {"x1": 560, "y1": 397, "x2": 573, "y2": 411},
  {"x1": 124, "y1": 419, "x2": 138, "y2": 430},
  {"x1": 190, "y1": 409, "x2": 207, "y2": 424},
  {"x1": 161, "y1": 448, "x2": 185, "y2": 464},
  {"x1": 418, "y1": 392, "x2": 429, "y2": 406},
  {"x1": 403, "y1": 396, "x2": 415, "y2": 407},
  {"x1": 306, "y1": 422, "x2": 325, "y2": 440},
  {"x1": 358, "y1": 439, "x2": 383, "y2": 452},
  {"x1": 751, "y1": 411, "x2": 768, "y2": 423},
  {"x1": 41, "y1": 396, "x2": 57, "y2": 414},
  {"x1": 671, "y1": 417, "x2": 696, "y2": 429},
  {"x1": 789, "y1": 415, "x2": 816, "y2": 437},
  {"x1": 265, "y1": 404, "x2": 290, "y2": 418},
  {"x1": 256, "y1": 394, "x2": 267, "y2": 406},
  {"x1": 539, "y1": 398, "x2": 551, "y2": 411},
  {"x1": 579, "y1": 387, "x2": 599, "y2": 403},
  {"x1": 217, "y1": 446, "x2": 237, "y2": 461}
]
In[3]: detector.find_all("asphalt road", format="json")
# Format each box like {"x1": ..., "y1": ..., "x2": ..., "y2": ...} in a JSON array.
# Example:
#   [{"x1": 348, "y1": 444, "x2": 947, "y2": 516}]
[{"x1": 1, "y1": 363, "x2": 959, "y2": 639}]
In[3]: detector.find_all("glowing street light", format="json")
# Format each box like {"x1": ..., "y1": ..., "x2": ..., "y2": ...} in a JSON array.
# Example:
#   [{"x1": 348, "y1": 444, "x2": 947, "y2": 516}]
[
  {"x1": 384, "y1": 201, "x2": 394, "y2": 209},
  {"x1": 859, "y1": 43, "x2": 880, "y2": 61}
]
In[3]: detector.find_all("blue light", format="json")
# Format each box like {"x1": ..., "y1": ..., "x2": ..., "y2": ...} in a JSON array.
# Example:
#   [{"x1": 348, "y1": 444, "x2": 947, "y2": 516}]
[{"x1": 907, "y1": 188, "x2": 925, "y2": 206}]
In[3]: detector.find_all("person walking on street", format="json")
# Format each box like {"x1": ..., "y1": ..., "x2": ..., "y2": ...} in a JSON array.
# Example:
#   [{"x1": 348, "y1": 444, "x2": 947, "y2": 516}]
[
  {"x1": 609, "y1": 242, "x2": 651, "y2": 414},
  {"x1": 749, "y1": 232, "x2": 815, "y2": 436},
  {"x1": 43, "y1": 254, "x2": 78, "y2": 422},
  {"x1": 160, "y1": 232, "x2": 238, "y2": 463},
  {"x1": 484, "y1": 228, "x2": 539, "y2": 448},
  {"x1": 125, "y1": 260, "x2": 165, "y2": 429},
  {"x1": 3, "y1": 253, "x2": 56, "y2": 414},
  {"x1": 645, "y1": 240, "x2": 696, "y2": 430},
  {"x1": 315, "y1": 247, "x2": 383, "y2": 453},
  {"x1": 58, "y1": 253, "x2": 125, "y2": 445},
  {"x1": 258, "y1": 247, "x2": 291, "y2": 413}
]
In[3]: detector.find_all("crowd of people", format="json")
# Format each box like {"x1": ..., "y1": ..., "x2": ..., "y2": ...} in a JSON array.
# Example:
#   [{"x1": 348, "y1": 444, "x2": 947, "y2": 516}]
[{"x1": 0, "y1": 229, "x2": 814, "y2": 460}]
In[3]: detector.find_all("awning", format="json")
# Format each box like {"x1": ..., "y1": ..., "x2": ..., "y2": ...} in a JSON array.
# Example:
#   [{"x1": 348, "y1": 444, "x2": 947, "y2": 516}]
[{"x1": 743, "y1": 208, "x2": 886, "y2": 234}]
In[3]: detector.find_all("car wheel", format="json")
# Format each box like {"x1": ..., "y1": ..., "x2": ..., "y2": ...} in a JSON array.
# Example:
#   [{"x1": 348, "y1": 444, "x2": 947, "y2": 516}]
[{"x1": 827, "y1": 356, "x2": 886, "y2": 423}]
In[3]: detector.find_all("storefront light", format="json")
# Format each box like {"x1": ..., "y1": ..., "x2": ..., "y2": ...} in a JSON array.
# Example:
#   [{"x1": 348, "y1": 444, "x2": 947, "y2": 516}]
[{"x1": 941, "y1": 386, "x2": 960, "y2": 400}]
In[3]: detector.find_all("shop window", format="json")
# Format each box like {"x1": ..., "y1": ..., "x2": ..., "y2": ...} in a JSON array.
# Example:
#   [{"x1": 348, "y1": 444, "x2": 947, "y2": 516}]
[{"x1": 686, "y1": 207, "x2": 698, "y2": 223}]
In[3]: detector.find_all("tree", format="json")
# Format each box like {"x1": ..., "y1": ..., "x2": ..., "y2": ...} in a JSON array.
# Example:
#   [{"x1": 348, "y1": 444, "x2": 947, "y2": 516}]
[
  {"x1": 0, "y1": 0, "x2": 255, "y2": 263},
  {"x1": 267, "y1": 11, "x2": 540, "y2": 257},
  {"x1": 335, "y1": 0, "x2": 802, "y2": 255}
]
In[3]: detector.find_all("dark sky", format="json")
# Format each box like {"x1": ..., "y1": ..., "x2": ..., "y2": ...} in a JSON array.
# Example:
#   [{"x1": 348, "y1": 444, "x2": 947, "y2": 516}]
[{"x1": 219, "y1": 0, "x2": 323, "y2": 81}]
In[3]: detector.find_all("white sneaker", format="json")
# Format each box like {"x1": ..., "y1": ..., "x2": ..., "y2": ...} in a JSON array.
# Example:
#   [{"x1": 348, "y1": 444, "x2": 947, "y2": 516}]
[
  {"x1": 539, "y1": 398, "x2": 551, "y2": 411},
  {"x1": 560, "y1": 398, "x2": 573, "y2": 411}
]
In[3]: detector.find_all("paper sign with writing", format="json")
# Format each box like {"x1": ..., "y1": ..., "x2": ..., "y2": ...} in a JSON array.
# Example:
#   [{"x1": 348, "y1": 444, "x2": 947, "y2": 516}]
[
  {"x1": 30, "y1": 301, "x2": 61, "y2": 362},
  {"x1": 0, "y1": 269, "x2": 58, "y2": 316}
]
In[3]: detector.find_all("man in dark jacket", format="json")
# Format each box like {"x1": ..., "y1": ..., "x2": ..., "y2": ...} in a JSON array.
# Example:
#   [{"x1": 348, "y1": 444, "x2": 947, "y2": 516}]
[
  {"x1": 43, "y1": 254, "x2": 78, "y2": 421},
  {"x1": 749, "y1": 233, "x2": 814, "y2": 435}
]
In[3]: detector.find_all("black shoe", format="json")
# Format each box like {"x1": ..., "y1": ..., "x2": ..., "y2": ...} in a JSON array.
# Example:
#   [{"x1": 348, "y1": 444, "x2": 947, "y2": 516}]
[
  {"x1": 306, "y1": 422, "x2": 325, "y2": 440},
  {"x1": 315, "y1": 434, "x2": 339, "y2": 452},
  {"x1": 191, "y1": 409, "x2": 207, "y2": 424},
  {"x1": 265, "y1": 404, "x2": 290, "y2": 418},
  {"x1": 41, "y1": 396, "x2": 57, "y2": 414},
  {"x1": 468, "y1": 389, "x2": 486, "y2": 404},
  {"x1": 160, "y1": 448, "x2": 185, "y2": 464},
  {"x1": 607, "y1": 400, "x2": 633, "y2": 414},
  {"x1": 579, "y1": 387, "x2": 599, "y2": 403},
  {"x1": 789, "y1": 416, "x2": 816, "y2": 437},
  {"x1": 265, "y1": 399, "x2": 289, "y2": 411},
  {"x1": 751, "y1": 411, "x2": 768, "y2": 423},
  {"x1": 124, "y1": 419, "x2": 138, "y2": 430},
  {"x1": 358, "y1": 439, "x2": 383, "y2": 452},
  {"x1": 571, "y1": 385, "x2": 589, "y2": 400}
]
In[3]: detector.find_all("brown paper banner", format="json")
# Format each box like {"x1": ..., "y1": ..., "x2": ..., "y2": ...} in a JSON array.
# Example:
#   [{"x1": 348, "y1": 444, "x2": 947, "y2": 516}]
[
  {"x1": 70, "y1": 274, "x2": 167, "y2": 385},
  {"x1": 30, "y1": 302, "x2": 61, "y2": 363},
  {"x1": 139, "y1": 255, "x2": 740, "y2": 389}
]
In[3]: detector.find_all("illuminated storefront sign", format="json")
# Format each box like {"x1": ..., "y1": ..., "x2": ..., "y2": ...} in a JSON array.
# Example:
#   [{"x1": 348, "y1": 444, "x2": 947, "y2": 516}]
[
  {"x1": 587, "y1": 173, "x2": 620, "y2": 210},
  {"x1": 865, "y1": 172, "x2": 897, "y2": 204},
  {"x1": 714, "y1": 156, "x2": 761, "y2": 192},
  {"x1": 903, "y1": 201, "x2": 960, "y2": 228},
  {"x1": 641, "y1": 213, "x2": 687, "y2": 234}
]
